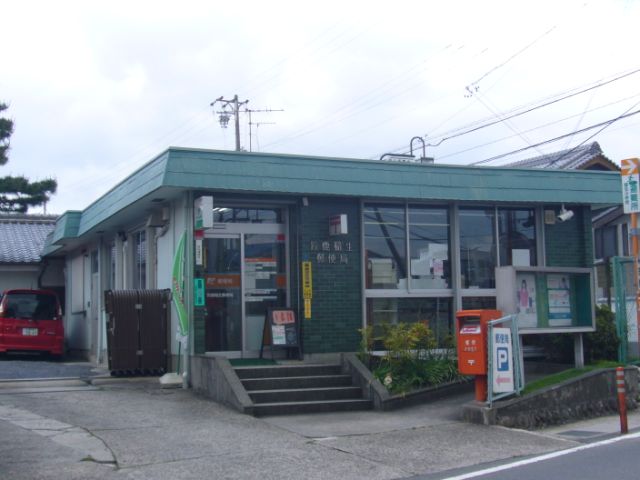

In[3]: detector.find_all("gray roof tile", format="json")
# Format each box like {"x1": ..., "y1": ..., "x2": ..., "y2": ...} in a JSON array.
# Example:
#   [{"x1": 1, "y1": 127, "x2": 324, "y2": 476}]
[
  {"x1": 505, "y1": 142, "x2": 617, "y2": 170},
  {"x1": 0, "y1": 215, "x2": 57, "y2": 264}
]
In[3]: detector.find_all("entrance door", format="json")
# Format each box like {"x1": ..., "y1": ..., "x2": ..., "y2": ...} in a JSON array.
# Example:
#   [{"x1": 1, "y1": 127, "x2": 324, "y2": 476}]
[
  {"x1": 243, "y1": 233, "x2": 287, "y2": 351},
  {"x1": 204, "y1": 235, "x2": 243, "y2": 352},
  {"x1": 204, "y1": 230, "x2": 287, "y2": 356}
]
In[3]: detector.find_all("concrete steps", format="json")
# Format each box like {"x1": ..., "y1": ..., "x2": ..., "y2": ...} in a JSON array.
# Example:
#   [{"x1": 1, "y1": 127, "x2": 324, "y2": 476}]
[{"x1": 235, "y1": 364, "x2": 372, "y2": 416}]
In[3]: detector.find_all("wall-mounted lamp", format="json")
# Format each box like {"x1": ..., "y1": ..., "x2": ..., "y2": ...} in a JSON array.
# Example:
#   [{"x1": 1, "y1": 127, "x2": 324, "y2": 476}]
[
  {"x1": 302, "y1": 197, "x2": 309, "y2": 207},
  {"x1": 557, "y1": 205, "x2": 574, "y2": 222},
  {"x1": 117, "y1": 231, "x2": 127, "y2": 242}
]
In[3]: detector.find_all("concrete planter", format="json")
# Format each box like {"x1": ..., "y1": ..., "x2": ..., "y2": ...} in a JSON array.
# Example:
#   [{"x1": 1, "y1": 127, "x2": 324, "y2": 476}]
[
  {"x1": 462, "y1": 366, "x2": 640, "y2": 429},
  {"x1": 342, "y1": 353, "x2": 473, "y2": 411}
]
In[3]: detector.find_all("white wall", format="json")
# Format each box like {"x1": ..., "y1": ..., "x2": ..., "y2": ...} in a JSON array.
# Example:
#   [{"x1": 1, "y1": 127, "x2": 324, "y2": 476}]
[
  {"x1": 40, "y1": 259, "x2": 65, "y2": 287},
  {"x1": 0, "y1": 268, "x2": 40, "y2": 291},
  {"x1": 0, "y1": 260, "x2": 64, "y2": 292},
  {"x1": 65, "y1": 252, "x2": 91, "y2": 356}
]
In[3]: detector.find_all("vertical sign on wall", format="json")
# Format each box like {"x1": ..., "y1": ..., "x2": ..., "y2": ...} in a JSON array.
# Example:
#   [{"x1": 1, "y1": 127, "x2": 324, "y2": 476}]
[
  {"x1": 194, "y1": 278, "x2": 205, "y2": 307},
  {"x1": 491, "y1": 327, "x2": 514, "y2": 394},
  {"x1": 622, "y1": 158, "x2": 640, "y2": 359},
  {"x1": 329, "y1": 214, "x2": 348, "y2": 236},
  {"x1": 622, "y1": 158, "x2": 640, "y2": 214},
  {"x1": 194, "y1": 230, "x2": 204, "y2": 266},
  {"x1": 302, "y1": 261, "x2": 312, "y2": 319}
]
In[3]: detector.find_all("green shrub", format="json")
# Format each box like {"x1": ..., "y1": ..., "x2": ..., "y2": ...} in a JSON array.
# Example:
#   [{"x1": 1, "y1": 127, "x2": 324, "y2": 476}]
[
  {"x1": 361, "y1": 322, "x2": 462, "y2": 394},
  {"x1": 585, "y1": 304, "x2": 619, "y2": 362}
]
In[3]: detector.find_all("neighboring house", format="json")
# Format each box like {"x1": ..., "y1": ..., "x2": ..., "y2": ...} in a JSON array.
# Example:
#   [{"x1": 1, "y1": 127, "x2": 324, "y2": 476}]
[
  {"x1": 505, "y1": 142, "x2": 625, "y2": 304},
  {"x1": 0, "y1": 214, "x2": 64, "y2": 296},
  {"x1": 42, "y1": 147, "x2": 620, "y2": 370},
  {"x1": 505, "y1": 141, "x2": 620, "y2": 171}
]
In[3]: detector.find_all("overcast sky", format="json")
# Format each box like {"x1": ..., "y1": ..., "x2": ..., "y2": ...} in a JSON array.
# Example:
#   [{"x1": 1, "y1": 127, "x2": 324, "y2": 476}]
[{"x1": 2, "y1": 0, "x2": 639, "y2": 214}]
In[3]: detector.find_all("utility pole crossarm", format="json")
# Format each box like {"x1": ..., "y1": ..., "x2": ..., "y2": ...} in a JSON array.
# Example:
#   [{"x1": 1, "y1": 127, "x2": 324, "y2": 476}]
[{"x1": 211, "y1": 94, "x2": 249, "y2": 151}]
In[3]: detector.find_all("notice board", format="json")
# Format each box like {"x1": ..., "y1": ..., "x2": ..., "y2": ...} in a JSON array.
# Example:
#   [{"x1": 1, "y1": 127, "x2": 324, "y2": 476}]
[{"x1": 260, "y1": 308, "x2": 301, "y2": 359}]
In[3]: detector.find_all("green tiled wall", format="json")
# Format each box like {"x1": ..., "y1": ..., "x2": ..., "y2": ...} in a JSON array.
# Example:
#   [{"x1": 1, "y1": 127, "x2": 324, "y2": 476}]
[
  {"x1": 296, "y1": 198, "x2": 362, "y2": 354},
  {"x1": 545, "y1": 206, "x2": 593, "y2": 267}
]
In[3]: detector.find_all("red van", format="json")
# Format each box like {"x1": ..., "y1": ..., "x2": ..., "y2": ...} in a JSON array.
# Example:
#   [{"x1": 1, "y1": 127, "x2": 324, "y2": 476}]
[{"x1": 0, "y1": 289, "x2": 64, "y2": 357}]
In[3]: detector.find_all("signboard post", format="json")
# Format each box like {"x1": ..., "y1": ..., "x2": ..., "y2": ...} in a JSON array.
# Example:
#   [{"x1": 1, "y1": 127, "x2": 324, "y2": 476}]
[
  {"x1": 491, "y1": 327, "x2": 514, "y2": 393},
  {"x1": 621, "y1": 158, "x2": 640, "y2": 357},
  {"x1": 260, "y1": 308, "x2": 301, "y2": 359},
  {"x1": 487, "y1": 315, "x2": 523, "y2": 405}
]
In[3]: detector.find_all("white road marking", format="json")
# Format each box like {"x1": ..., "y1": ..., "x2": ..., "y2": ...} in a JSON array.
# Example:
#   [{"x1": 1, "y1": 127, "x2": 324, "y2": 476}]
[{"x1": 441, "y1": 431, "x2": 640, "y2": 480}]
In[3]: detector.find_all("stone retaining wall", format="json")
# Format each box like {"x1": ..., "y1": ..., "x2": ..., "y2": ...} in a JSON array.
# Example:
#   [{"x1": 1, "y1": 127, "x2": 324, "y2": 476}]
[{"x1": 462, "y1": 367, "x2": 639, "y2": 429}]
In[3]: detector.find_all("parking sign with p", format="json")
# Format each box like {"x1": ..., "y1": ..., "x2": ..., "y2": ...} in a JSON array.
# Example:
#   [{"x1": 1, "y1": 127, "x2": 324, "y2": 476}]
[{"x1": 492, "y1": 328, "x2": 514, "y2": 393}]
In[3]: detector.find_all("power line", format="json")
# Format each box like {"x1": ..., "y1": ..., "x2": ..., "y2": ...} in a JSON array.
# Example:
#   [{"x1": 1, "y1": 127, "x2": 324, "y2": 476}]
[
  {"x1": 547, "y1": 98, "x2": 640, "y2": 166},
  {"x1": 470, "y1": 106, "x2": 640, "y2": 166},
  {"x1": 260, "y1": 44, "x2": 485, "y2": 150},
  {"x1": 434, "y1": 92, "x2": 640, "y2": 161},
  {"x1": 467, "y1": 26, "x2": 557, "y2": 92},
  {"x1": 383, "y1": 66, "x2": 640, "y2": 158}
]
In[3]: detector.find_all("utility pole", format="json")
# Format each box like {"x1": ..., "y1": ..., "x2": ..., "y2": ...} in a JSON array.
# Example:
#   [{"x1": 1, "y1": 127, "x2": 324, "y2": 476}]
[{"x1": 210, "y1": 95, "x2": 249, "y2": 151}]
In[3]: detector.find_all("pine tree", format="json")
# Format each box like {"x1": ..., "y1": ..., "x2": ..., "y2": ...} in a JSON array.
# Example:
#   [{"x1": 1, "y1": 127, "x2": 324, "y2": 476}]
[
  {"x1": 0, "y1": 103, "x2": 12, "y2": 166},
  {"x1": 0, "y1": 102, "x2": 57, "y2": 213}
]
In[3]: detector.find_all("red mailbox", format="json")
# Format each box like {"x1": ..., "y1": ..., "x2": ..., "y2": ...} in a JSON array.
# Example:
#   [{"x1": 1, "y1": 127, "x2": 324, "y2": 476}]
[{"x1": 456, "y1": 309, "x2": 502, "y2": 401}]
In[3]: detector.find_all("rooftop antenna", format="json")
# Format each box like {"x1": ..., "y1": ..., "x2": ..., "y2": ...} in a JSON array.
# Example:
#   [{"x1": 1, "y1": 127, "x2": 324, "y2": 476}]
[{"x1": 245, "y1": 107, "x2": 283, "y2": 152}]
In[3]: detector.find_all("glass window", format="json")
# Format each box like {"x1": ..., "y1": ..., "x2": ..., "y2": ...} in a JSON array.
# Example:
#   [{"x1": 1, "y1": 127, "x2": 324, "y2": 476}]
[
  {"x1": 367, "y1": 297, "x2": 453, "y2": 347},
  {"x1": 90, "y1": 250, "x2": 99, "y2": 274},
  {"x1": 594, "y1": 226, "x2": 617, "y2": 259},
  {"x1": 459, "y1": 208, "x2": 496, "y2": 288},
  {"x1": 109, "y1": 243, "x2": 116, "y2": 290},
  {"x1": 364, "y1": 204, "x2": 406, "y2": 289},
  {"x1": 461, "y1": 296, "x2": 496, "y2": 310},
  {"x1": 3, "y1": 292, "x2": 59, "y2": 320},
  {"x1": 213, "y1": 207, "x2": 282, "y2": 224},
  {"x1": 498, "y1": 208, "x2": 536, "y2": 266},
  {"x1": 409, "y1": 206, "x2": 450, "y2": 289},
  {"x1": 133, "y1": 230, "x2": 146, "y2": 289}
]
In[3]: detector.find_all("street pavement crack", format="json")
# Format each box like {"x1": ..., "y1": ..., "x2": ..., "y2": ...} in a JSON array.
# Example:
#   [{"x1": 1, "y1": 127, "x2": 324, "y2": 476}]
[
  {"x1": 309, "y1": 436, "x2": 413, "y2": 476},
  {"x1": 0, "y1": 403, "x2": 117, "y2": 465}
]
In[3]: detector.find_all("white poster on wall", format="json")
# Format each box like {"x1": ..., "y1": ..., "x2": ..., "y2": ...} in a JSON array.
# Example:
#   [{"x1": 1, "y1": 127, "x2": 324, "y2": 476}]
[
  {"x1": 515, "y1": 273, "x2": 537, "y2": 328},
  {"x1": 547, "y1": 274, "x2": 572, "y2": 327}
]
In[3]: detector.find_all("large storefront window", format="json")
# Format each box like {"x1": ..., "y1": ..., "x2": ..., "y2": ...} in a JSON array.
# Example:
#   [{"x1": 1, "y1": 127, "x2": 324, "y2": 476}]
[
  {"x1": 498, "y1": 208, "x2": 536, "y2": 266},
  {"x1": 409, "y1": 206, "x2": 451, "y2": 289},
  {"x1": 459, "y1": 208, "x2": 496, "y2": 289},
  {"x1": 364, "y1": 203, "x2": 539, "y2": 348},
  {"x1": 364, "y1": 203, "x2": 453, "y2": 346},
  {"x1": 367, "y1": 297, "x2": 453, "y2": 346},
  {"x1": 364, "y1": 204, "x2": 406, "y2": 289}
]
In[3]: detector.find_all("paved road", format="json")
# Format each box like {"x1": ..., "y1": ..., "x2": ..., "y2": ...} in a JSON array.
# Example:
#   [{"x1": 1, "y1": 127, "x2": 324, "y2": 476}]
[
  {"x1": 0, "y1": 353, "x2": 103, "y2": 379},
  {"x1": 415, "y1": 432, "x2": 640, "y2": 480},
  {"x1": 0, "y1": 376, "x2": 578, "y2": 480}
]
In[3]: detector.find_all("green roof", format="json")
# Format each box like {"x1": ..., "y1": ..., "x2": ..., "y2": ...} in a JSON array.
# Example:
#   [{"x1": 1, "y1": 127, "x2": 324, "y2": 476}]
[{"x1": 46, "y1": 147, "x2": 622, "y2": 248}]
